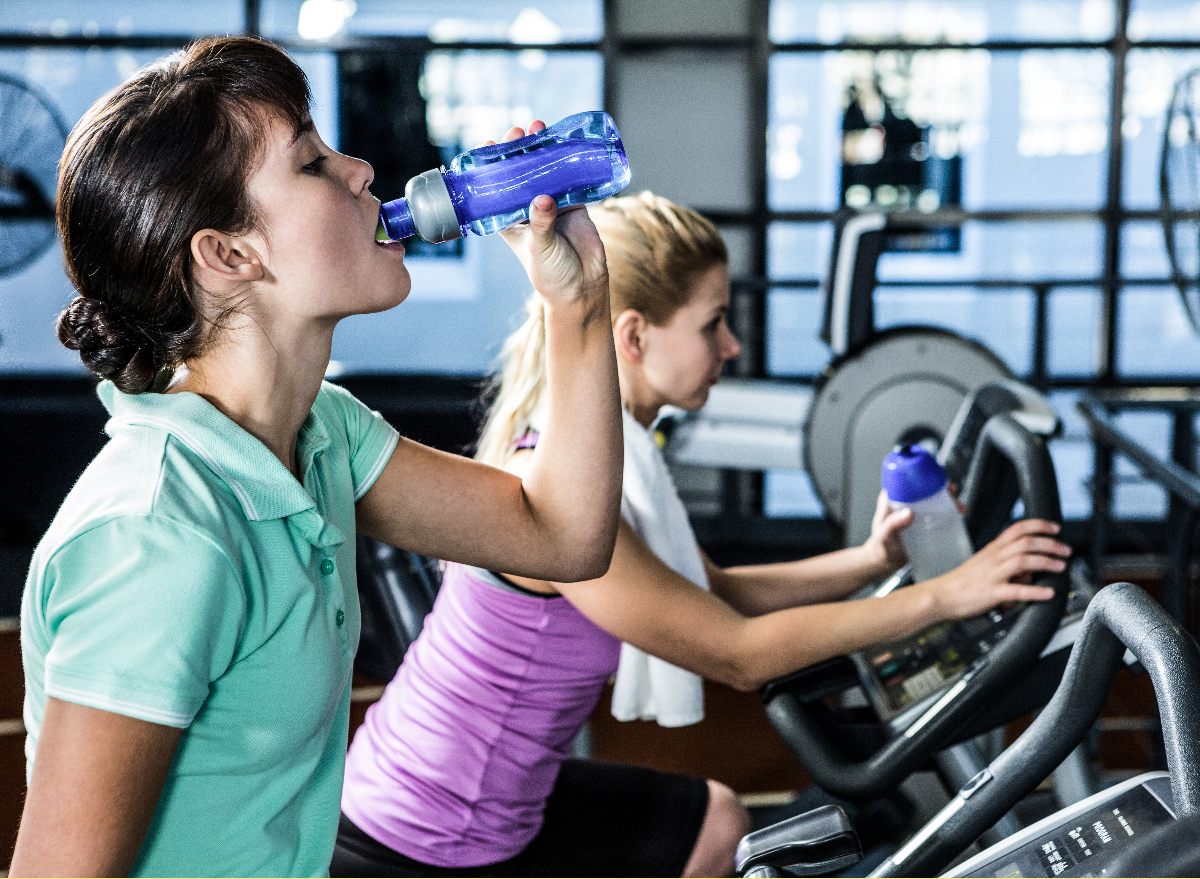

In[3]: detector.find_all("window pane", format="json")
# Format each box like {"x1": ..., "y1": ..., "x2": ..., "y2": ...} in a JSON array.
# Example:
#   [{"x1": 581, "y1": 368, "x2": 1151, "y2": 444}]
[
  {"x1": 876, "y1": 220, "x2": 1103, "y2": 283},
  {"x1": 766, "y1": 288, "x2": 832, "y2": 376},
  {"x1": 715, "y1": 224, "x2": 756, "y2": 280},
  {"x1": 1117, "y1": 285, "x2": 1200, "y2": 377},
  {"x1": 769, "y1": 0, "x2": 1116, "y2": 43},
  {"x1": 1129, "y1": 0, "x2": 1200, "y2": 41},
  {"x1": 769, "y1": 50, "x2": 1110, "y2": 212},
  {"x1": 768, "y1": 222, "x2": 835, "y2": 280},
  {"x1": 1047, "y1": 390, "x2": 1094, "y2": 520},
  {"x1": 1124, "y1": 49, "x2": 1200, "y2": 210},
  {"x1": 875, "y1": 286, "x2": 1034, "y2": 375},
  {"x1": 1050, "y1": 390, "x2": 1171, "y2": 523},
  {"x1": 421, "y1": 51, "x2": 603, "y2": 154},
  {"x1": 976, "y1": 51, "x2": 1110, "y2": 209},
  {"x1": 1122, "y1": 220, "x2": 1171, "y2": 279},
  {"x1": 1112, "y1": 410, "x2": 1170, "y2": 519},
  {"x1": 261, "y1": 0, "x2": 602, "y2": 43},
  {"x1": 1048, "y1": 287, "x2": 1103, "y2": 377},
  {"x1": 331, "y1": 235, "x2": 538, "y2": 374},
  {"x1": 768, "y1": 54, "x2": 839, "y2": 211},
  {"x1": 0, "y1": 0, "x2": 243, "y2": 36}
]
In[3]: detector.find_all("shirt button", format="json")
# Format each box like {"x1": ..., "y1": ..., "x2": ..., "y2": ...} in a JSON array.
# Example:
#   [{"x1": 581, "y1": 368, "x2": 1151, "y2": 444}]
[
  {"x1": 314, "y1": 450, "x2": 323, "y2": 460},
  {"x1": 336, "y1": 609, "x2": 345, "y2": 627},
  {"x1": 320, "y1": 558, "x2": 335, "y2": 576}
]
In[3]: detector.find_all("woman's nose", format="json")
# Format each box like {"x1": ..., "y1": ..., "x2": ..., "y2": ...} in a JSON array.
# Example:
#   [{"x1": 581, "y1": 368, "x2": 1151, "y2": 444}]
[
  {"x1": 721, "y1": 322, "x2": 742, "y2": 362},
  {"x1": 344, "y1": 153, "x2": 375, "y2": 196}
]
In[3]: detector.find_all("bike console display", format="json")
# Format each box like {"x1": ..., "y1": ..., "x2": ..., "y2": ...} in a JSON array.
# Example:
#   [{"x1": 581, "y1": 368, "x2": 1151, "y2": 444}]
[
  {"x1": 854, "y1": 576, "x2": 1091, "y2": 728},
  {"x1": 857, "y1": 606, "x2": 1026, "y2": 722}
]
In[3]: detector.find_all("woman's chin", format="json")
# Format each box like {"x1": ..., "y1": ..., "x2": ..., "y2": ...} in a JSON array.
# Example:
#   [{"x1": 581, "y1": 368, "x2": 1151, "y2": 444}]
[
  {"x1": 384, "y1": 270, "x2": 413, "y2": 308},
  {"x1": 680, "y1": 388, "x2": 711, "y2": 411}
]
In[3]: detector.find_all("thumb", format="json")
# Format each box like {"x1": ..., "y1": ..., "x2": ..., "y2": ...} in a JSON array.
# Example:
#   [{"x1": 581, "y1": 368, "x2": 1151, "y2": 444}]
[
  {"x1": 526, "y1": 195, "x2": 558, "y2": 254},
  {"x1": 882, "y1": 507, "x2": 913, "y2": 532}
]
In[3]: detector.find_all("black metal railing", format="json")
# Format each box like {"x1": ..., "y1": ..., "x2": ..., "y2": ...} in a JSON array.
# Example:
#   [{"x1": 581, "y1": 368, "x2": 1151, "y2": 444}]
[{"x1": 1079, "y1": 389, "x2": 1200, "y2": 634}]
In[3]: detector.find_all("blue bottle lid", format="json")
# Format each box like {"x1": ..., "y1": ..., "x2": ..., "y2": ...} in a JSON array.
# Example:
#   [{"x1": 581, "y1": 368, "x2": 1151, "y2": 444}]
[
  {"x1": 881, "y1": 444, "x2": 948, "y2": 503},
  {"x1": 379, "y1": 198, "x2": 417, "y2": 241}
]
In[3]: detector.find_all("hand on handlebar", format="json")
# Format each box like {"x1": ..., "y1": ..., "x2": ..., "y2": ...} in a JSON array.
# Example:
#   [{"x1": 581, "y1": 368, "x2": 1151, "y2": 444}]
[{"x1": 922, "y1": 518, "x2": 1071, "y2": 621}]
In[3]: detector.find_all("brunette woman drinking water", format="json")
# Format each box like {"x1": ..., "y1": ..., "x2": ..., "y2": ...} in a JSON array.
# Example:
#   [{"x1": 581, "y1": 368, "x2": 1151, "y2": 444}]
[
  {"x1": 334, "y1": 192, "x2": 1072, "y2": 877},
  {"x1": 11, "y1": 37, "x2": 622, "y2": 877}
]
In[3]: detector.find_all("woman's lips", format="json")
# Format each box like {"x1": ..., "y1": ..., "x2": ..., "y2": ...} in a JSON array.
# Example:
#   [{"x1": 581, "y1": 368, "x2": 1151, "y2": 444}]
[{"x1": 377, "y1": 239, "x2": 406, "y2": 254}]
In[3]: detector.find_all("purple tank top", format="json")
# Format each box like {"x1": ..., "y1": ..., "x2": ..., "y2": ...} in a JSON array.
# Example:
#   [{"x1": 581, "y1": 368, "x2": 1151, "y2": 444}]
[{"x1": 341, "y1": 562, "x2": 622, "y2": 867}]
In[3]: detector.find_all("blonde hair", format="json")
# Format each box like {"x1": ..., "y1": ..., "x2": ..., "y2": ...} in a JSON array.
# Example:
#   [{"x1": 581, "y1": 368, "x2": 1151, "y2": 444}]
[{"x1": 474, "y1": 192, "x2": 728, "y2": 467}]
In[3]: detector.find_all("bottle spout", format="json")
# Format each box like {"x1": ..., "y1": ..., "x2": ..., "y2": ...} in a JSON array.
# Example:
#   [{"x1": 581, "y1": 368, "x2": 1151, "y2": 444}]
[{"x1": 379, "y1": 198, "x2": 417, "y2": 241}]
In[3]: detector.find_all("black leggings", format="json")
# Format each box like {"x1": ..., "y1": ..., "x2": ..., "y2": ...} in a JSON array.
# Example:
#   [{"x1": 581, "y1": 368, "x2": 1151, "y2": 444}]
[{"x1": 330, "y1": 759, "x2": 711, "y2": 877}]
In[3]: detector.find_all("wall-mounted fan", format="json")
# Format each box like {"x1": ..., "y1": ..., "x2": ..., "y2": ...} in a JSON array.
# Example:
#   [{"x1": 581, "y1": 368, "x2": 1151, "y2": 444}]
[
  {"x1": 1162, "y1": 67, "x2": 1200, "y2": 333},
  {"x1": 0, "y1": 72, "x2": 69, "y2": 278}
]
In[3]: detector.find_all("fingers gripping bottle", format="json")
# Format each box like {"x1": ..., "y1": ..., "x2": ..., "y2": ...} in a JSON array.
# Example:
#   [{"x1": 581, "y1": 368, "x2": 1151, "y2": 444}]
[
  {"x1": 881, "y1": 445, "x2": 974, "y2": 583},
  {"x1": 377, "y1": 111, "x2": 631, "y2": 244}
]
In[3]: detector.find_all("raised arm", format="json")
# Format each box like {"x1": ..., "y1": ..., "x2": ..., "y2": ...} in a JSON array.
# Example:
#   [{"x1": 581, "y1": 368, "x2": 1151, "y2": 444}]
[
  {"x1": 557, "y1": 517, "x2": 1068, "y2": 692},
  {"x1": 356, "y1": 149, "x2": 621, "y2": 583},
  {"x1": 10, "y1": 698, "x2": 181, "y2": 878}
]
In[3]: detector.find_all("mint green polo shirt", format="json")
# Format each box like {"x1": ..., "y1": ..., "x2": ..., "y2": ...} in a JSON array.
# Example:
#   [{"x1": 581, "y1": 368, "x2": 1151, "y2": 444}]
[{"x1": 21, "y1": 380, "x2": 399, "y2": 877}]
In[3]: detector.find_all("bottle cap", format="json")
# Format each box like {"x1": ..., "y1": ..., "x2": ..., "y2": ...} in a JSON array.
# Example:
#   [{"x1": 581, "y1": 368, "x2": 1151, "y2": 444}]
[
  {"x1": 881, "y1": 444, "x2": 948, "y2": 503},
  {"x1": 405, "y1": 169, "x2": 463, "y2": 243},
  {"x1": 379, "y1": 199, "x2": 416, "y2": 241}
]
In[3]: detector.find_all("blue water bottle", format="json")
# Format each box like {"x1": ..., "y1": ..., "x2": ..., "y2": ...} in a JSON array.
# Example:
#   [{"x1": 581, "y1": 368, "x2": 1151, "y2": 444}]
[
  {"x1": 377, "y1": 111, "x2": 631, "y2": 244},
  {"x1": 881, "y1": 445, "x2": 974, "y2": 583}
]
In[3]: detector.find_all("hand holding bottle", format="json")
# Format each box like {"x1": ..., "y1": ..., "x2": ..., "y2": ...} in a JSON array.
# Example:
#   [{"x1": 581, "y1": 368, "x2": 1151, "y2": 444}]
[
  {"x1": 917, "y1": 518, "x2": 1071, "y2": 621},
  {"x1": 862, "y1": 489, "x2": 914, "y2": 575},
  {"x1": 491, "y1": 123, "x2": 609, "y2": 311},
  {"x1": 882, "y1": 445, "x2": 974, "y2": 582}
]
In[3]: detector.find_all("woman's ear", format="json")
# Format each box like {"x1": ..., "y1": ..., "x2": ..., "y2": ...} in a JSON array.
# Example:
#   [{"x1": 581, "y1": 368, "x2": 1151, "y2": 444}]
[
  {"x1": 190, "y1": 229, "x2": 264, "y2": 291},
  {"x1": 613, "y1": 308, "x2": 648, "y2": 364}
]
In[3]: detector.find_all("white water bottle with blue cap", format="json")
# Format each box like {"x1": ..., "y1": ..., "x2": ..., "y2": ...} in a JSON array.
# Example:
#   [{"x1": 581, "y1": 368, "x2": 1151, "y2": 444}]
[{"x1": 881, "y1": 445, "x2": 974, "y2": 583}]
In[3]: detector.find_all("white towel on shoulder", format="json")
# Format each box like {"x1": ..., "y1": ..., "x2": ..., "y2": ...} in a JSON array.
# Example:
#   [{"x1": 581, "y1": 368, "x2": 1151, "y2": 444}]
[{"x1": 610, "y1": 409, "x2": 707, "y2": 728}]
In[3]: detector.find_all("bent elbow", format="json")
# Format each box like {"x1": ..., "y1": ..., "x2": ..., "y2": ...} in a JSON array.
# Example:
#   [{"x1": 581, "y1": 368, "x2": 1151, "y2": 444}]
[
  {"x1": 549, "y1": 539, "x2": 615, "y2": 583},
  {"x1": 556, "y1": 555, "x2": 611, "y2": 583},
  {"x1": 710, "y1": 655, "x2": 764, "y2": 693},
  {"x1": 552, "y1": 518, "x2": 618, "y2": 582},
  {"x1": 725, "y1": 670, "x2": 764, "y2": 694}
]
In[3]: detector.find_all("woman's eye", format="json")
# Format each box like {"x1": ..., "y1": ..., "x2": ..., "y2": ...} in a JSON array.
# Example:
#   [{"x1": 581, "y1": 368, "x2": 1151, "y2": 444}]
[{"x1": 303, "y1": 155, "x2": 328, "y2": 174}]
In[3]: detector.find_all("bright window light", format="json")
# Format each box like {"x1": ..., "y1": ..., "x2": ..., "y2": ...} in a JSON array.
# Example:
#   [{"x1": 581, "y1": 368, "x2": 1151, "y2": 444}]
[{"x1": 297, "y1": 0, "x2": 357, "y2": 40}]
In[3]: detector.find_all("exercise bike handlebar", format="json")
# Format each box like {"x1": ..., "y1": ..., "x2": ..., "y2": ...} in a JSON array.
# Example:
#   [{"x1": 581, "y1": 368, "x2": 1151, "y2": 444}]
[
  {"x1": 763, "y1": 414, "x2": 1069, "y2": 802},
  {"x1": 871, "y1": 581, "x2": 1200, "y2": 878}
]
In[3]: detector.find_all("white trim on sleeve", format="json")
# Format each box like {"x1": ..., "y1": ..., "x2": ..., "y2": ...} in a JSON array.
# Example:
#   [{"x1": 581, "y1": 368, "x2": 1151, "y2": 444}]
[
  {"x1": 354, "y1": 431, "x2": 399, "y2": 501},
  {"x1": 47, "y1": 682, "x2": 196, "y2": 729}
]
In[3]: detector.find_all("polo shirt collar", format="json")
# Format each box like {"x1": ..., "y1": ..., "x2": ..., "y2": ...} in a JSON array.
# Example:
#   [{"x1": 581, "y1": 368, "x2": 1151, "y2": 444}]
[{"x1": 98, "y1": 382, "x2": 333, "y2": 523}]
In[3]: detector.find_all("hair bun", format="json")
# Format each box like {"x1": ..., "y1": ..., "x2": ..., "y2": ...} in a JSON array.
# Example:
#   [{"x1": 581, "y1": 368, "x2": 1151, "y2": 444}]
[{"x1": 57, "y1": 296, "x2": 157, "y2": 392}]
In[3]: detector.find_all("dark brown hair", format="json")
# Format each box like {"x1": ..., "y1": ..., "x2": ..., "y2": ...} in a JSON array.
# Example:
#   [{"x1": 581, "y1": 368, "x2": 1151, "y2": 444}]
[{"x1": 55, "y1": 36, "x2": 311, "y2": 393}]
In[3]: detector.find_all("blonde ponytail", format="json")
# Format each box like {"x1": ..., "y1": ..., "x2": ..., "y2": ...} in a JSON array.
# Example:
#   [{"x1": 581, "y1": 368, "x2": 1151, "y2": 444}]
[
  {"x1": 475, "y1": 294, "x2": 548, "y2": 467},
  {"x1": 476, "y1": 192, "x2": 728, "y2": 466}
]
